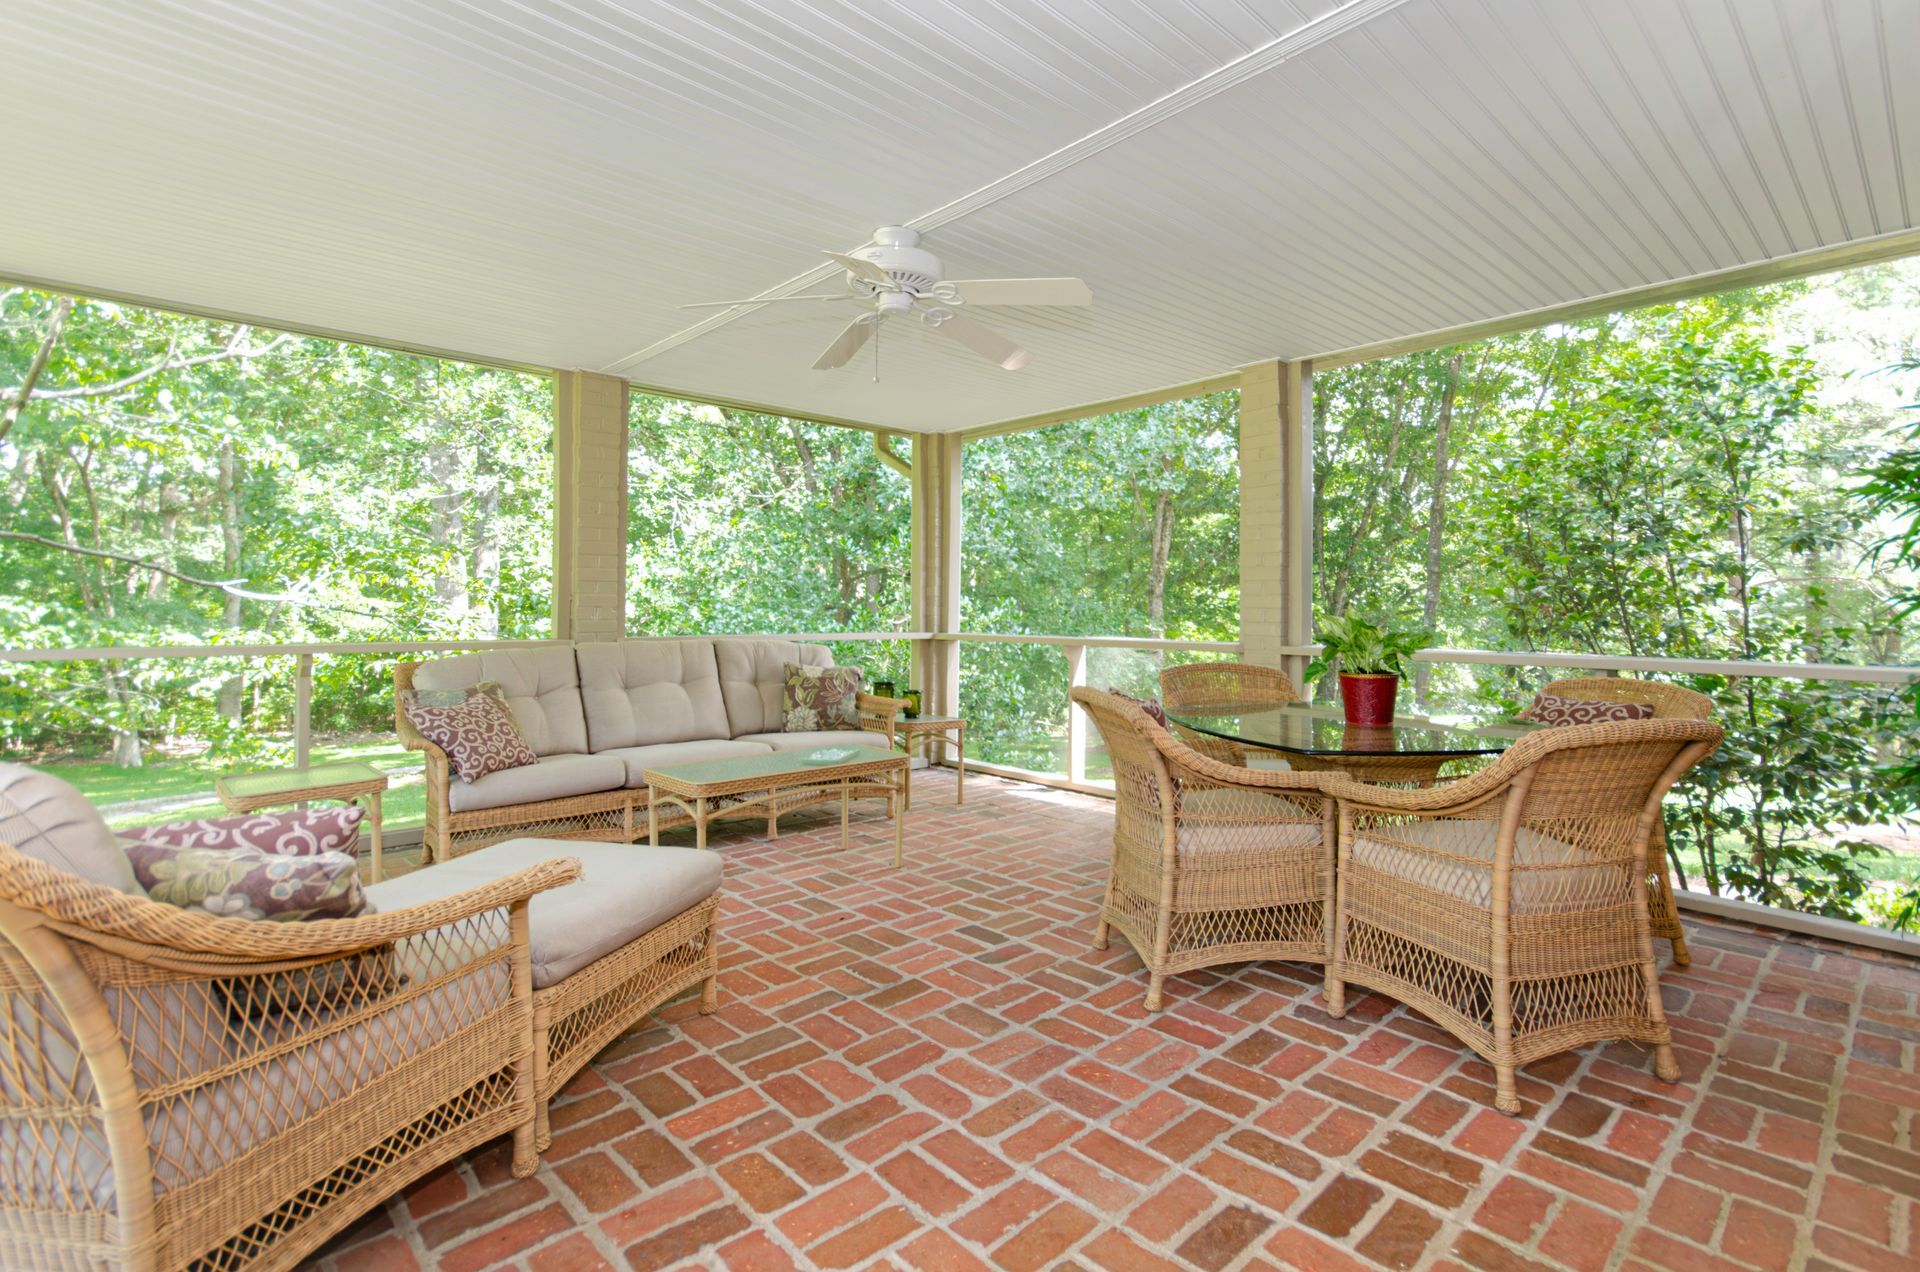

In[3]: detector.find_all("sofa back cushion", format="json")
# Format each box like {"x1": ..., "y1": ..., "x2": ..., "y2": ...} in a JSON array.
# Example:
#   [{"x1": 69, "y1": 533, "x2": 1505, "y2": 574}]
[
  {"x1": 0, "y1": 763, "x2": 140, "y2": 893},
  {"x1": 717, "y1": 640, "x2": 835, "y2": 737},
  {"x1": 577, "y1": 639, "x2": 730, "y2": 749},
  {"x1": 410, "y1": 648, "x2": 587, "y2": 756}
]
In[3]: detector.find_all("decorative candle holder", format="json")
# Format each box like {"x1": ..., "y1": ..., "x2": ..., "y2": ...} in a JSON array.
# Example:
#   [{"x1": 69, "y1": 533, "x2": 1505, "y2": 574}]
[
  {"x1": 902, "y1": 689, "x2": 922, "y2": 719},
  {"x1": 872, "y1": 679, "x2": 896, "y2": 700}
]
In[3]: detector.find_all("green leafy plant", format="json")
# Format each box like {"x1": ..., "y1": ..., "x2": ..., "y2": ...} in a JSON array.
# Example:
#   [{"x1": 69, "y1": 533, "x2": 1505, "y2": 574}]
[{"x1": 1304, "y1": 614, "x2": 1434, "y2": 684}]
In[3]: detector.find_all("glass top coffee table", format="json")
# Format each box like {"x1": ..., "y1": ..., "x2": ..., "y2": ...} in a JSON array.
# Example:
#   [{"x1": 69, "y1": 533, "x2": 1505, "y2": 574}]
[
  {"x1": 642, "y1": 746, "x2": 910, "y2": 866},
  {"x1": 1163, "y1": 701, "x2": 1541, "y2": 784}
]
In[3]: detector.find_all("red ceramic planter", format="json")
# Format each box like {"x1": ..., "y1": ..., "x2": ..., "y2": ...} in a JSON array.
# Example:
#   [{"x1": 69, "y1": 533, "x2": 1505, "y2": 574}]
[{"x1": 1340, "y1": 673, "x2": 1399, "y2": 727}]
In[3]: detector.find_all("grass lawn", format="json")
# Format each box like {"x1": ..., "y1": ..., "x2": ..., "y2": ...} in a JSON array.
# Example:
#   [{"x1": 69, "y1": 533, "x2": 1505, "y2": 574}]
[{"x1": 35, "y1": 736, "x2": 428, "y2": 831}]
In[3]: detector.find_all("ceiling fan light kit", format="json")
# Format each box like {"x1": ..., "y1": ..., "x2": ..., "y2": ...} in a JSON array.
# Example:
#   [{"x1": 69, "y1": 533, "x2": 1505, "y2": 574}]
[{"x1": 683, "y1": 225, "x2": 1090, "y2": 381}]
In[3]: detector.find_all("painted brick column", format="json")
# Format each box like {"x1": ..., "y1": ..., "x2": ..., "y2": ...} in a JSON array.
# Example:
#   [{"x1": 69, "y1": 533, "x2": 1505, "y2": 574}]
[
  {"x1": 910, "y1": 432, "x2": 962, "y2": 717},
  {"x1": 1239, "y1": 359, "x2": 1313, "y2": 684},
  {"x1": 552, "y1": 370, "x2": 630, "y2": 641}
]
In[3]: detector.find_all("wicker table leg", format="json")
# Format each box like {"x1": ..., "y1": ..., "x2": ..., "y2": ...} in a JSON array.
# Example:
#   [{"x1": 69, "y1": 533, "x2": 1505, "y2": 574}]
[
  {"x1": 956, "y1": 729, "x2": 965, "y2": 806},
  {"x1": 648, "y1": 789, "x2": 659, "y2": 847},
  {"x1": 840, "y1": 780, "x2": 851, "y2": 851},
  {"x1": 695, "y1": 796, "x2": 709, "y2": 851},
  {"x1": 367, "y1": 790, "x2": 384, "y2": 882},
  {"x1": 893, "y1": 766, "x2": 905, "y2": 867}
]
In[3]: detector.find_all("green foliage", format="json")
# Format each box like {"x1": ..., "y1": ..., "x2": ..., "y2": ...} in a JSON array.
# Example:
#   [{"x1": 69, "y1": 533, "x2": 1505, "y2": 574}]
[{"x1": 1303, "y1": 614, "x2": 1433, "y2": 684}]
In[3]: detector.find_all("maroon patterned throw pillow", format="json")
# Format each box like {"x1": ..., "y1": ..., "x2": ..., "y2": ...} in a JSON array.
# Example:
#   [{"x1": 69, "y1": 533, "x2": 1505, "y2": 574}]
[
  {"x1": 1113, "y1": 690, "x2": 1168, "y2": 727},
  {"x1": 1520, "y1": 693, "x2": 1655, "y2": 727},
  {"x1": 123, "y1": 841, "x2": 369, "y2": 921},
  {"x1": 133, "y1": 807, "x2": 365, "y2": 857},
  {"x1": 403, "y1": 689, "x2": 539, "y2": 783}
]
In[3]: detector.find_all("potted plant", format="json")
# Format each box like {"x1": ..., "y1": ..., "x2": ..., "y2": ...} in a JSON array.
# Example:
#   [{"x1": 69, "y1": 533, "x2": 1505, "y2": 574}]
[{"x1": 1303, "y1": 615, "x2": 1433, "y2": 727}]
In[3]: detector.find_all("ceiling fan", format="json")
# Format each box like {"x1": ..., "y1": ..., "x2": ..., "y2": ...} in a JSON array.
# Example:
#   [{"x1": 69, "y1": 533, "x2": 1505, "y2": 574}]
[{"x1": 680, "y1": 226, "x2": 1091, "y2": 377}]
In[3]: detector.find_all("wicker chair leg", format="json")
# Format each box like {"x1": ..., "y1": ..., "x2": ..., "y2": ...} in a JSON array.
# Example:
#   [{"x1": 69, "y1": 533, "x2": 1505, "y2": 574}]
[
  {"x1": 1654, "y1": 1043, "x2": 1681, "y2": 1082},
  {"x1": 1091, "y1": 917, "x2": 1110, "y2": 951},
  {"x1": 1322, "y1": 972, "x2": 1347, "y2": 1019},
  {"x1": 531, "y1": 1004, "x2": 554, "y2": 1154},
  {"x1": 1650, "y1": 871, "x2": 1691, "y2": 967},
  {"x1": 1145, "y1": 972, "x2": 1167, "y2": 1013},
  {"x1": 1494, "y1": 1064, "x2": 1522, "y2": 1116},
  {"x1": 701, "y1": 972, "x2": 719, "y2": 1013}
]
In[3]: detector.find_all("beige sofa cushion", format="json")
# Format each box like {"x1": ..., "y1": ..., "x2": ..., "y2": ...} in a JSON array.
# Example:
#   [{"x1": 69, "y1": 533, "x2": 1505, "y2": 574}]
[
  {"x1": 0, "y1": 763, "x2": 140, "y2": 893},
  {"x1": 717, "y1": 639, "x2": 835, "y2": 737},
  {"x1": 411, "y1": 648, "x2": 588, "y2": 757},
  {"x1": 733, "y1": 730, "x2": 894, "y2": 755},
  {"x1": 367, "y1": 837, "x2": 723, "y2": 989},
  {"x1": 447, "y1": 753, "x2": 625, "y2": 813},
  {"x1": 598, "y1": 739, "x2": 775, "y2": 789},
  {"x1": 1349, "y1": 820, "x2": 1626, "y2": 914},
  {"x1": 578, "y1": 639, "x2": 729, "y2": 750}
]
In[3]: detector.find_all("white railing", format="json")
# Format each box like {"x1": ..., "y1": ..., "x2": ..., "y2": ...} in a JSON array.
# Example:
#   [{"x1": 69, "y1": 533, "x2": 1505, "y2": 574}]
[{"x1": 0, "y1": 632, "x2": 927, "y2": 769}]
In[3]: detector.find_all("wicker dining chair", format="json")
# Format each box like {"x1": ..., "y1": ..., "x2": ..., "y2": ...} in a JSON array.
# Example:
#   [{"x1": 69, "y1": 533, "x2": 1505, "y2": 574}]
[
  {"x1": 1160, "y1": 661, "x2": 1302, "y2": 767},
  {"x1": 1321, "y1": 716, "x2": 1723, "y2": 1115},
  {"x1": 1540, "y1": 676, "x2": 1715, "y2": 967},
  {"x1": 1074, "y1": 686, "x2": 1335, "y2": 1011}
]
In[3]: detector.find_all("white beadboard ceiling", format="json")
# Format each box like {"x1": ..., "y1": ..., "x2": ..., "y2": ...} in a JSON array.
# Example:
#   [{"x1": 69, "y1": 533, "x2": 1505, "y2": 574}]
[{"x1": 3, "y1": 0, "x2": 1916, "y2": 433}]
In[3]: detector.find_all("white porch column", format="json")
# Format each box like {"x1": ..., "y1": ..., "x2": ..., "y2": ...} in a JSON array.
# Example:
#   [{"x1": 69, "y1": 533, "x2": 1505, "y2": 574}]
[
  {"x1": 552, "y1": 370, "x2": 630, "y2": 641},
  {"x1": 910, "y1": 432, "x2": 962, "y2": 717},
  {"x1": 1239, "y1": 359, "x2": 1314, "y2": 684}
]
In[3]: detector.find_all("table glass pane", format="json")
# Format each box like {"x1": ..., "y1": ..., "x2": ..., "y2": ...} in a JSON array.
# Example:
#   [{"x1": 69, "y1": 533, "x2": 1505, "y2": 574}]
[
  {"x1": 645, "y1": 746, "x2": 899, "y2": 785},
  {"x1": 1165, "y1": 702, "x2": 1538, "y2": 757},
  {"x1": 217, "y1": 762, "x2": 384, "y2": 797}
]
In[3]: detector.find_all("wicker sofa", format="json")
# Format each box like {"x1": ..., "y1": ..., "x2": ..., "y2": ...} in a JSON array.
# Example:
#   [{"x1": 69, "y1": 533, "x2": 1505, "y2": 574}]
[
  {"x1": 0, "y1": 764, "x2": 723, "y2": 1271},
  {"x1": 397, "y1": 638, "x2": 902, "y2": 863}
]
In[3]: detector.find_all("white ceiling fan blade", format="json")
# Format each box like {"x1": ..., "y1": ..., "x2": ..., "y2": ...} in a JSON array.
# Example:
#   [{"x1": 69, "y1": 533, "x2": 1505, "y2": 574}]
[
  {"x1": 678, "y1": 294, "x2": 848, "y2": 309},
  {"x1": 812, "y1": 317, "x2": 875, "y2": 370},
  {"x1": 823, "y1": 250, "x2": 895, "y2": 289},
  {"x1": 926, "y1": 309, "x2": 1031, "y2": 371},
  {"x1": 942, "y1": 278, "x2": 1092, "y2": 307}
]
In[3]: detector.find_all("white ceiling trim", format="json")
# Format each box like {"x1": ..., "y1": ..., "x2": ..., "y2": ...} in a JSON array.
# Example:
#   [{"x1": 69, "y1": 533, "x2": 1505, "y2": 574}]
[{"x1": 599, "y1": 0, "x2": 1411, "y2": 376}]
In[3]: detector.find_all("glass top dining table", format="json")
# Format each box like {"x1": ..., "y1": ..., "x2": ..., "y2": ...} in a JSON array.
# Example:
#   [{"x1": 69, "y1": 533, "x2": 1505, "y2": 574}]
[{"x1": 1162, "y1": 700, "x2": 1542, "y2": 781}]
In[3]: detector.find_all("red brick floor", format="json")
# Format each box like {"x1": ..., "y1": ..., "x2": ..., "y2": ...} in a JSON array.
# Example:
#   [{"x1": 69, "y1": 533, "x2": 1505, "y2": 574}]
[{"x1": 306, "y1": 772, "x2": 1920, "y2": 1272}]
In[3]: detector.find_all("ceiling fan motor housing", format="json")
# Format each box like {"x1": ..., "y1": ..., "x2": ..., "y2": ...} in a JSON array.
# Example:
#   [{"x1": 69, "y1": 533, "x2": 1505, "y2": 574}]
[{"x1": 851, "y1": 225, "x2": 943, "y2": 294}]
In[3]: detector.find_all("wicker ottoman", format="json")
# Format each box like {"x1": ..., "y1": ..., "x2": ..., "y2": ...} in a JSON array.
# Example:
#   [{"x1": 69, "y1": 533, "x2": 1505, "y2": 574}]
[{"x1": 367, "y1": 836, "x2": 723, "y2": 1157}]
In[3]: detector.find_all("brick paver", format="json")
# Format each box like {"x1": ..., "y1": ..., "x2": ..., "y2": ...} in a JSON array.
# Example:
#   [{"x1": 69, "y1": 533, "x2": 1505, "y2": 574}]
[{"x1": 305, "y1": 772, "x2": 1920, "y2": 1271}]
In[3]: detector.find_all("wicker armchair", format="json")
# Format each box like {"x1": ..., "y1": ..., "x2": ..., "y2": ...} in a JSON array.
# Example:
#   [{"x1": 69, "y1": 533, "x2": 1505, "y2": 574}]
[
  {"x1": 0, "y1": 841, "x2": 577, "y2": 1271},
  {"x1": 1073, "y1": 686, "x2": 1335, "y2": 1011},
  {"x1": 1160, "y1": 661, "x2": 1302, "y2": 767},
  {"x1": 1541, "y1": 676, "x2": 1715, "y2": 967},
  {"x1": 1322, "y1": 717, "x2": 1722, "y2": 1115}
]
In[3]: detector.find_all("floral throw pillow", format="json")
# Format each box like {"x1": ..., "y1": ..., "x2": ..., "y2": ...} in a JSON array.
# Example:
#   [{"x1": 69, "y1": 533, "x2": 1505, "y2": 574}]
[
  {"x1": 782, "y1": 663, "x2": 863, "y2": 732},
  {"x1": 134, "y1": 807, "x2": 365, "y2": 856},
  {"x1": 1520, "y1": 693, "x2": 1655, "y2": 727},
  {"x1": 124, "y1": 841, "x2": 369, "y2": 921},
  {"x1": 403, "y1": 687, "x2": 539, "y2": 783},
  {"x1": 1113, "y1": 690, "x2": 1168, "y2": 727}
]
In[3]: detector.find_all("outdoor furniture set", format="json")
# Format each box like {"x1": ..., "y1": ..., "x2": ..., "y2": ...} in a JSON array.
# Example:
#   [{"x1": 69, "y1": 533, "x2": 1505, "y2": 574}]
[{"x1": 1078, "y1": 666, "x2": 1722, "y2": 1115}]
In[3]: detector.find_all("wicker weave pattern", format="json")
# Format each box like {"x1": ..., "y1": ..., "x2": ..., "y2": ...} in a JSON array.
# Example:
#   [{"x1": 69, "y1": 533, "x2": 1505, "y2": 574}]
[
  {"x1": 1074, "y1": 687, "x2": 1334, "y2": 1012},
  {"x1": 1542, "y1": 676, "x2": 1714, "y2": 967},
  {"x1": 1322, "y1": 717, "x2": 1722, "y2": 1114},
  {"x1": 531, "y1": 895, "x2": 719, "y2": 1150},
  {"x1": 1159, "y1": 661, "x2": 1302, "y2": 768},
  {"x1": 0, "y1": 841, "x2": 578, "y2": 1270}
]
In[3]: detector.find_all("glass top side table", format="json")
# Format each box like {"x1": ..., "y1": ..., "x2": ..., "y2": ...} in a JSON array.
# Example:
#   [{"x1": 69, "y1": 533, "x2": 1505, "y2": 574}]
[{"x1": 214, "y1": 761, "x2": 391, "y2": 880}]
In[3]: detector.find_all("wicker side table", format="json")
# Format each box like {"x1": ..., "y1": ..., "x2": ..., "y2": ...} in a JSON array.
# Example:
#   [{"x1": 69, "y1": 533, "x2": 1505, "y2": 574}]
[
  {"x1": 214, "y1": 761, "x2": 390, "y2": 880},
  {"x1": 891, "y1": 715, "x2": 966, "y2": 810}
]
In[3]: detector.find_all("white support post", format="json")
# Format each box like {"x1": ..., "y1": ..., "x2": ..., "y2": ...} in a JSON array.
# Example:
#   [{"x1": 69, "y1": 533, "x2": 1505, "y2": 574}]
[
  {"x1": 911, "y1": 432, "x2": 962, "y2": 720},
  {"x1": 552, "y1": 370, "x2": 631, "y2": 641},
  {"x1": 1064, "y1": 643, "x2": 1088, "y2": 784},
  {"x1": 294, "y1": 652, "x2": 313, "y2": 770},
  {"x1": 1239, "y1": 359, "x2": 1314, "y2": 686}
]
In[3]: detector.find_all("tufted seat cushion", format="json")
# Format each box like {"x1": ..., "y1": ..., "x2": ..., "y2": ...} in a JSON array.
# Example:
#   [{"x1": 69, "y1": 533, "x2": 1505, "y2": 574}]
[
  {"x1": 733, "y1": 730, "x2": 894, "y2": 754},
  {"x1": 1348, "y1": 820, "x2": 1627, "y2": 914},
  {"x1": 446, "y1": 753, "x2": 626, "y2": 813},
  {"x1": 410, "y1": 647, "x2": 589, "y2": 757},
  {"x1": 598, "y1": 739, "x2": 775, "y2": 788}
]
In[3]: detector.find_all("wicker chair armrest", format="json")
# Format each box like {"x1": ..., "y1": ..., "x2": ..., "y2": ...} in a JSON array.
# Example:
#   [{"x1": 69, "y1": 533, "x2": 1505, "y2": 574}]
[
  {"x1": 0, "y1": 845, "x2": 580, "y2": 966},
  {"x1": 857, "y1": 693, "x2": 909, "y2": 719}
]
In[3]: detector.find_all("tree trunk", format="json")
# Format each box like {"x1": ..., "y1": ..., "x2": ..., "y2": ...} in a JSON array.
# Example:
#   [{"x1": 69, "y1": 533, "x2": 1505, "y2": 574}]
[
  {"x1": 425, "y1": 429, "x2": 468, "y2": 622},
  {"x1": 216, "y1": 440, "x2": 245, "y2": 720},
  {"x1": 1147, "y1": 484, "x2": 1173, "y2": 640},
  {"x1": 1, "y1": 296, "x2": 72, "y2": 443},
  {"x1": 469, "y1": 446, "x2": 501, "y2": 637},
  {"x1": 1414, "y1": 354, "x2": 1462, "y2": 704}
]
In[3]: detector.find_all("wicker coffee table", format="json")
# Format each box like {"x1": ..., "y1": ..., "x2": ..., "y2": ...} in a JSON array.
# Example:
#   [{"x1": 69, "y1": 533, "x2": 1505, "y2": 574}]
[
  {"x1": 214, "y1": 761, "x2": 389, "y2": 879},
  {"x1": 643, "y1": 746, "x2": 910, "y2": 866}
]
